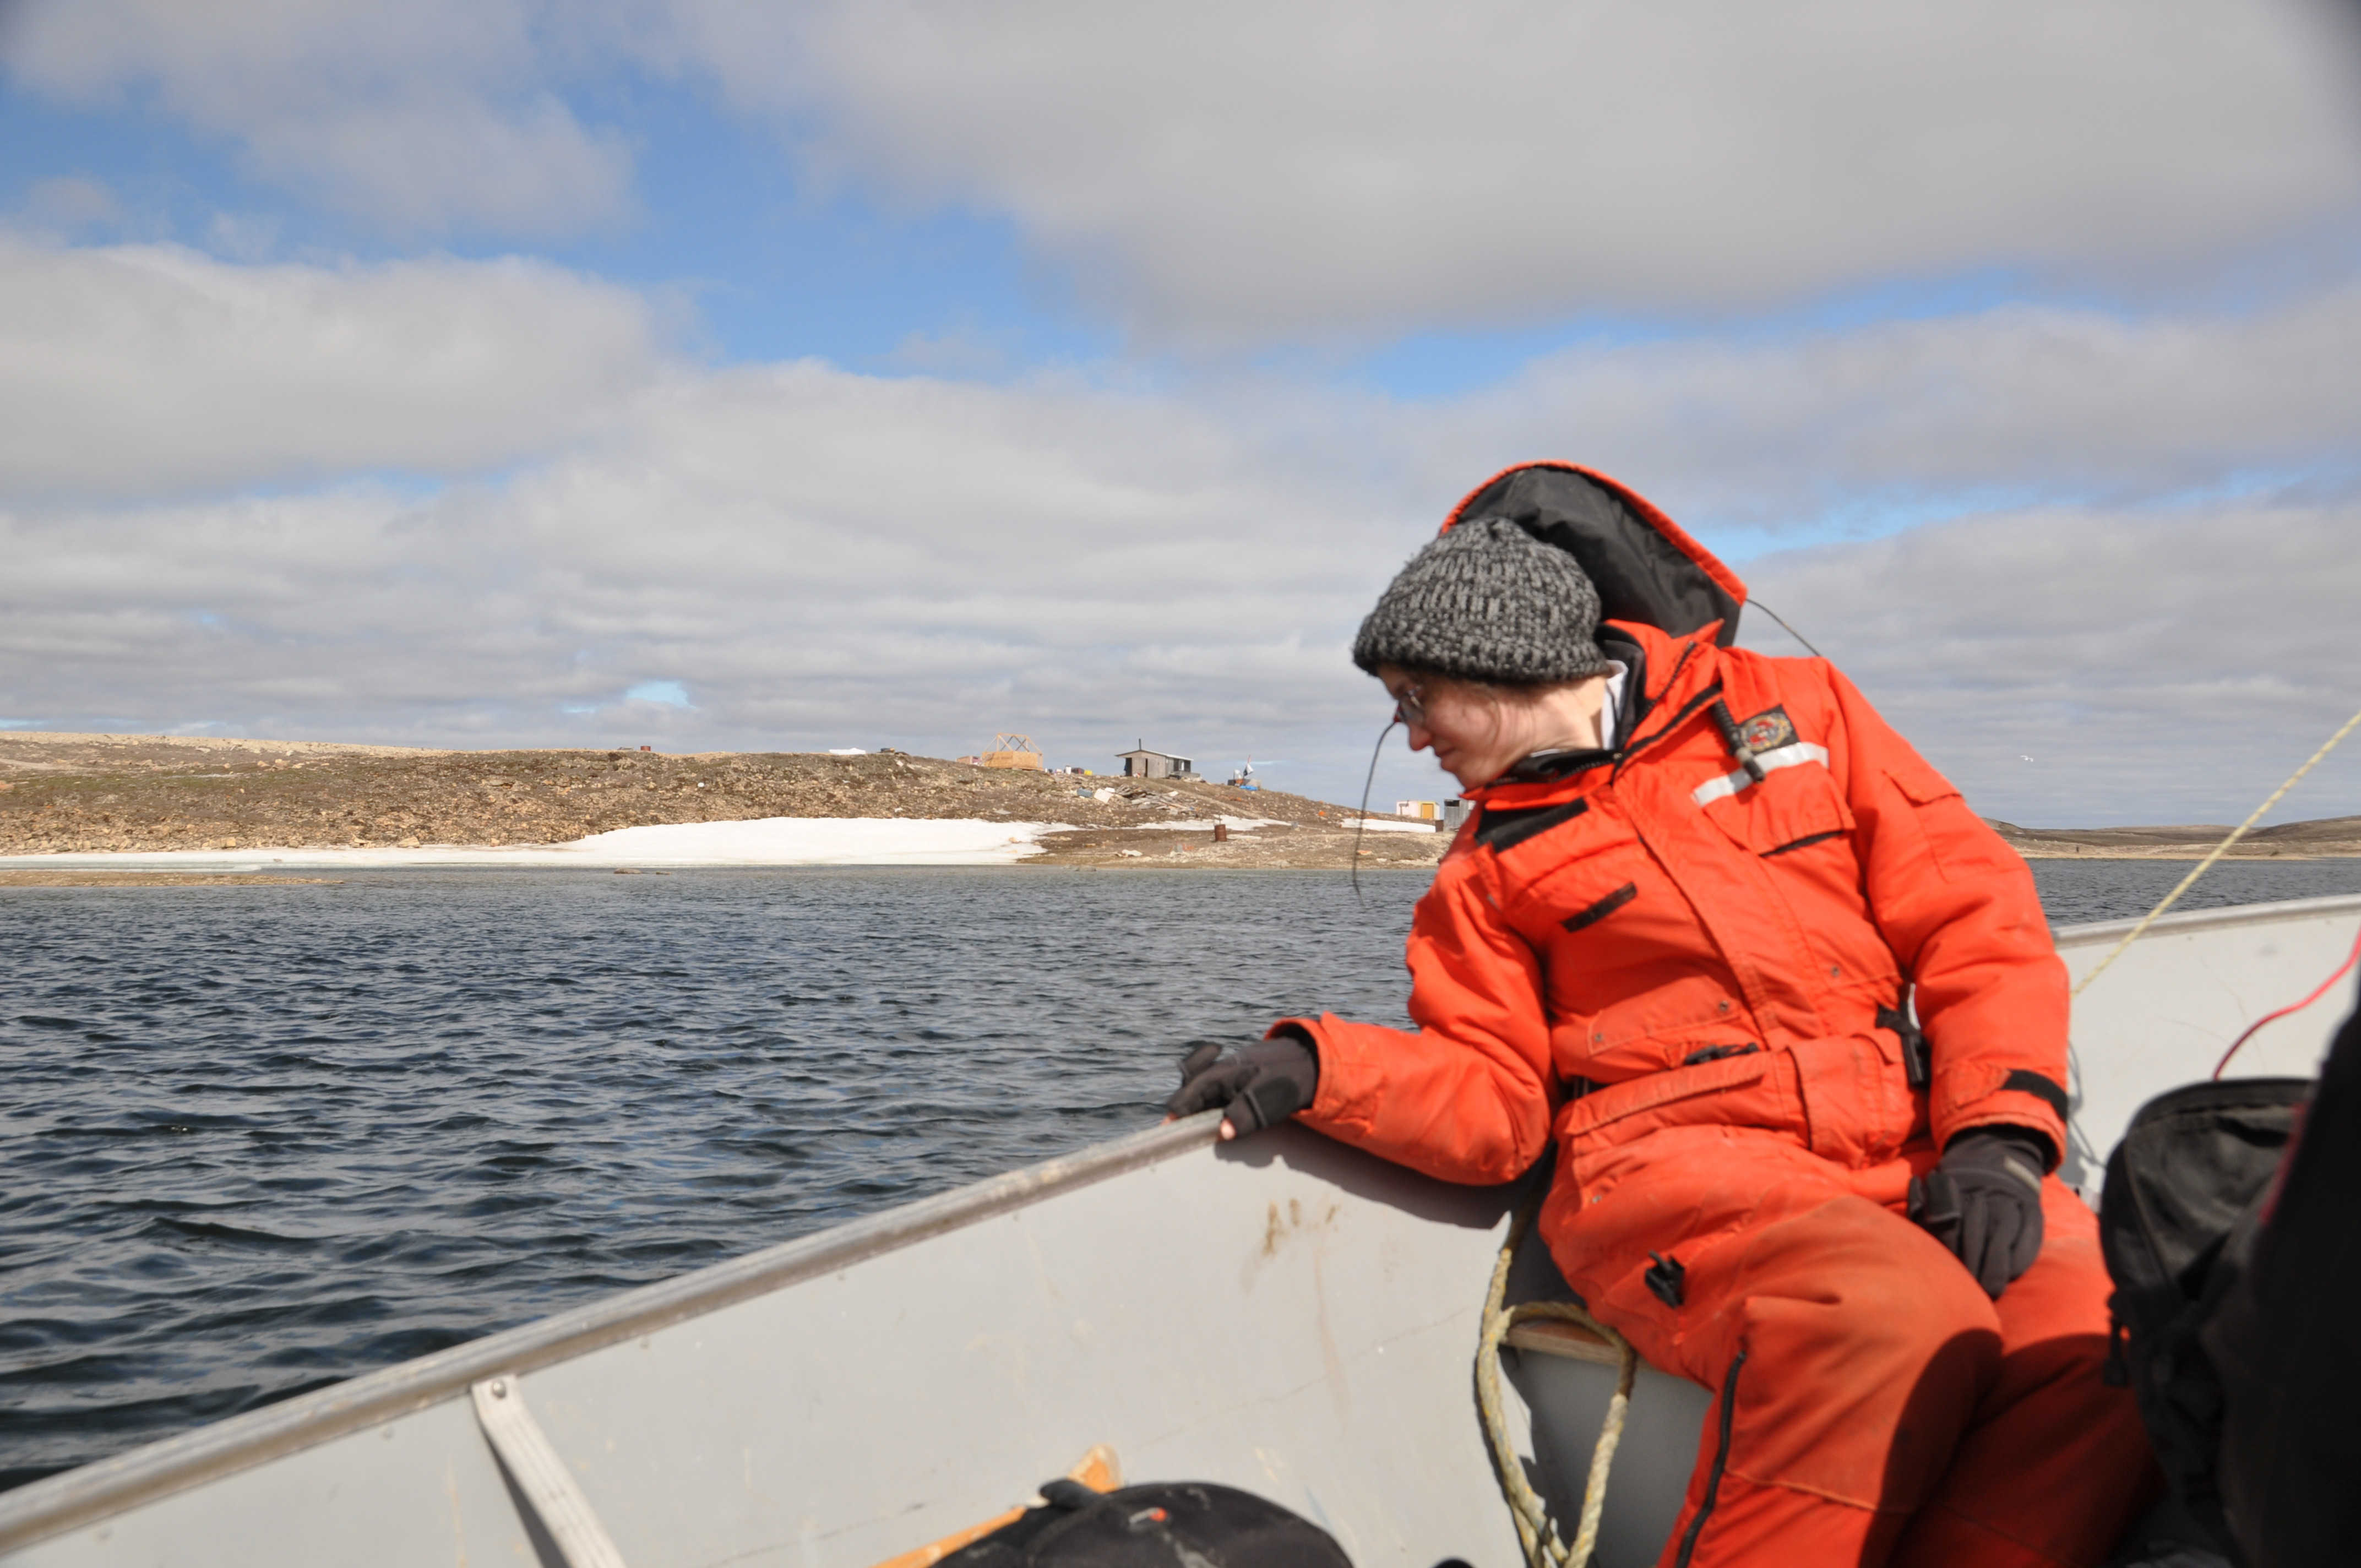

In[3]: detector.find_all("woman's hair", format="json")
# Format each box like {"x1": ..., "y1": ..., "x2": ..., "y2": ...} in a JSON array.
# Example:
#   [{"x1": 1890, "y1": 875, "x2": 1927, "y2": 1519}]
[{"x1": 1389, "y1": 664, "x2": 1591, "y2": 700}]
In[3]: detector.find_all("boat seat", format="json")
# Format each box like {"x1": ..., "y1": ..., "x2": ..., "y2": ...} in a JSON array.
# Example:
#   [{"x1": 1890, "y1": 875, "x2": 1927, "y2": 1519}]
[{"x1": 1503, "y1": 1317, "x2": 1625, "y2": 1368}]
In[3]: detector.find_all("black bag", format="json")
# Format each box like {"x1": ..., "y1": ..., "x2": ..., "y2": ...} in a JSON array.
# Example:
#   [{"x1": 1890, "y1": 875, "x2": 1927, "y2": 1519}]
[
  {"x1": 2205, "y1": 986, "x2": 2361, "y2": 1567},
  {"x1": 939, "y1": 1478, "x2": 1355, "y2": 1567},
  {"x1": 2099, "y1": 1075, "x2": 2309, "y2": 1558}
]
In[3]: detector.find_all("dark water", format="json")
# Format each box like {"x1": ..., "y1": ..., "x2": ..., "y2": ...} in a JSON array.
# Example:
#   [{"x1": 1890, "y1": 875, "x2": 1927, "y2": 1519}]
[
  {"x1": 5, "y1": 860, "x2": 2360, "y2": 1489},
  {"x1": 2028, "y1": 857, "x2": 2361, "y2": 925},
  {"x1": 0, "y1": 869, "x2": 1427, "y2": 1489}
]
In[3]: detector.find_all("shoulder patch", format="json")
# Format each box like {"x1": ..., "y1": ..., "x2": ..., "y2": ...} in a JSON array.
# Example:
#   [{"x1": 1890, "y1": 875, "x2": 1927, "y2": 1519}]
[{"x1": 1736, "y1": 705, "x2": 1798, "y2": 754}]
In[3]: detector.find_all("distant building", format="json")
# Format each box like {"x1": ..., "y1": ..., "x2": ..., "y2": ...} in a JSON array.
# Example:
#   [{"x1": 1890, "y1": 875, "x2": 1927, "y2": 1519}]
[
  {"x1": 1395, "y1": 800, "x2": 1440, "y2": 820},
  {"x1": 1442, "y1": 798, "x2": 1473, "y2": 832},
  {"x1": 1116, "y1": 744, "x2": 1198, "y2": 781},
  {"x1": 980, "y1": 732, "x2": 1045, "y2": 771}
]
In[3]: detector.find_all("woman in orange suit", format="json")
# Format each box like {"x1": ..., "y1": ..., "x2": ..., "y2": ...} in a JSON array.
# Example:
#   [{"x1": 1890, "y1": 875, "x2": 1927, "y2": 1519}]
[{"x1": 1171, "y1": 463, "x2": 2156, "y2": 1568}]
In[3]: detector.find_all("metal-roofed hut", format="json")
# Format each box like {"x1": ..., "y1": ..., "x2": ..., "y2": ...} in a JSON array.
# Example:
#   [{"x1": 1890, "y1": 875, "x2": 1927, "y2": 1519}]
[{"x1": 1115, "y1": 745, "x2": 1196, "y2": 781}]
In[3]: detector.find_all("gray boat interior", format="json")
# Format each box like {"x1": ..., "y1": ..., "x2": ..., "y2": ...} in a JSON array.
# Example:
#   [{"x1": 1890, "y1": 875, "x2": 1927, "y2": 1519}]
[{"x1": 3, "y1": 895, "x2": 2355, "y2": 1567}]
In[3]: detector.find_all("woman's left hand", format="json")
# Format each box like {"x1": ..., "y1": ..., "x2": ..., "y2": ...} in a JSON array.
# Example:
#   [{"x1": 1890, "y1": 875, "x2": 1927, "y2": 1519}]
[
  {"x1": 1164, "y1": 1033, "x2": 1319, "y2": 1140},
  {"x1": 1908, "y1": 1126, "x2": 2048, "y2": 1298}
]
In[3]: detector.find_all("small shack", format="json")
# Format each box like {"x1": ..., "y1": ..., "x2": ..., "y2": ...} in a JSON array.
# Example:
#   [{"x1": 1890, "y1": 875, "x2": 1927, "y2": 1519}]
[{"x1": 1115, "y1": 744, "x2": 1197, "y2": 781}]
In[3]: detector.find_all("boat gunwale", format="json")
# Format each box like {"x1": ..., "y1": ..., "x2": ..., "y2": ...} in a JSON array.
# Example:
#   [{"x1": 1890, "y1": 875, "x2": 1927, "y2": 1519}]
[
  {"x1": 0, "y1": 1113, "x2": 1223, "y2": 1553},
  {"x1": 2051, "y1": 891, "x2": 2361, "y2": 950},
  {"x1": 8, "y1": 893, "x2": 2360, "y2": 1554}
]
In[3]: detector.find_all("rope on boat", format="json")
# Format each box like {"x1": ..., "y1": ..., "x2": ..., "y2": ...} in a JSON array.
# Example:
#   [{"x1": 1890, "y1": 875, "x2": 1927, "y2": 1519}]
[
  {"x1": 2072, "y1": 699, "x2": 2361, "y2": 1000},
  {"x1": 2212, "y1": 917, "x2": 2361, "y2": 1079},
  {"x1": 1475, "y1": 1190, "x2": 1638, "y2": 1568}
]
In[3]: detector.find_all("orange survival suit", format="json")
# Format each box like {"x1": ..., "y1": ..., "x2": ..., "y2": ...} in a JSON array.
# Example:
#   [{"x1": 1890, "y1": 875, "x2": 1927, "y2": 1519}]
[{"x1": 1283, "y1": 465, "x2": 2155, "y2": 1567}]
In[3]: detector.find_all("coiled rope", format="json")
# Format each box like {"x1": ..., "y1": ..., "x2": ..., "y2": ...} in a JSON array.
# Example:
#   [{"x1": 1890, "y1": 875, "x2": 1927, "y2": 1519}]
[
  {"x1": 2072, "y1": 700, "x2": 2361, "y2": 1000},
  {"x1": 1475, "y1": 1191, "x2": 1638, "y2": 1568}
]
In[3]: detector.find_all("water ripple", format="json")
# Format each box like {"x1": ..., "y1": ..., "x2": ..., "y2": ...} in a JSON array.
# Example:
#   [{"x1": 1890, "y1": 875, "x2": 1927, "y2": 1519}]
[{"x1": 0, "y1": 867, "x2": 1433, "y2": 1487}]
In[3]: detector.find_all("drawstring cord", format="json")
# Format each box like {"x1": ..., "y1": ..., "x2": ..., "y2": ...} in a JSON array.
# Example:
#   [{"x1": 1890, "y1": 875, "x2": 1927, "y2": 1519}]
[
  {"x1": 1351, "y1": 716, "x2": 1401, "y2": 905},
  {"x1": 1746, "y1": 597, "x2": 1823, "y2": 659}
]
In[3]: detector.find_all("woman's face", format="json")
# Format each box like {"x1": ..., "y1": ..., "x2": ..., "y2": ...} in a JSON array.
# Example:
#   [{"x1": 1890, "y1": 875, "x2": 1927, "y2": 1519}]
[{"x1": 1377, "y1": 666, "x2": 1526, "y2": 791}]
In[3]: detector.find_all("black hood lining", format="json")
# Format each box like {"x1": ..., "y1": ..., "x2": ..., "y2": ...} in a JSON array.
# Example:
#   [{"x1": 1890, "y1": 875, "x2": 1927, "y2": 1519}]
[{"x1": 1450, "y1": 465, "x2": 1743, "y2": 646}]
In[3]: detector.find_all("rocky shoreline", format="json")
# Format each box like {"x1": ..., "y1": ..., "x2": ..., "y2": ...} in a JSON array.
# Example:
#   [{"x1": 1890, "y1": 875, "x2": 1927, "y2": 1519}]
[
  {"x1": 0, "y1": 732, "x2": 1449, "y2": 872},
  {"x1": 6, "y1": 731, "x2": 2353, "y2": 872},
  {"x1": 1988, "y1": 818, "x2": 2361, "y2": 859}
]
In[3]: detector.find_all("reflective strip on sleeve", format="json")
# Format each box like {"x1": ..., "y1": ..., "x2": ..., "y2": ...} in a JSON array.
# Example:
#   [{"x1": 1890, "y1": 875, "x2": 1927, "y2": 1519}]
[{"x1": 1691, "y1": 742, "x2": 1830, "y2": 805}]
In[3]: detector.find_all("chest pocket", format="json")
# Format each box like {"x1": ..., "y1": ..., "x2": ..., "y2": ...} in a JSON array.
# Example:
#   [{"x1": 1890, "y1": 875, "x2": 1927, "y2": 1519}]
[
  {"x1": 1696, "y1": 743, "x2": 1854, "y2": 859},
  {"x1": 1505, "y1": 801, "x2": 1649, "y2": 927},
  {"x1": 1512, "y1": 804, "x2": 1739, "y2": 1075}
]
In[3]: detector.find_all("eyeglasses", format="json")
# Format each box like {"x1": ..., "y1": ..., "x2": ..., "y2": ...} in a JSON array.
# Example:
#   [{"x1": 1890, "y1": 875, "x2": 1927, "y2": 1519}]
[{"x1": 1391, "y1": 679, "x2": 1428, "y2": 727}]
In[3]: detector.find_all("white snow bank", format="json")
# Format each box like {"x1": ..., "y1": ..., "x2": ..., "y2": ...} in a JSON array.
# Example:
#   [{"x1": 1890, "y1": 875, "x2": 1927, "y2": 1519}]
[
  {"x1": 1350, "y1": 818, "x2": 1444, "y2": 834},
  {"x1": 0, "y1": 818, "x2": 1075, "y2": 870}
]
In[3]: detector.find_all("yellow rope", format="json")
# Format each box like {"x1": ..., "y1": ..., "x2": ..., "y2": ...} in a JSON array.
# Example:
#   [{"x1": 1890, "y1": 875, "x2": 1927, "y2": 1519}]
[
  {"x1": 1475, "y1": 1194, "x2": 1638, "y2": 1568},
  {"x1": 2072, "y1": 701, "x2": 2361, "y2": 999}
]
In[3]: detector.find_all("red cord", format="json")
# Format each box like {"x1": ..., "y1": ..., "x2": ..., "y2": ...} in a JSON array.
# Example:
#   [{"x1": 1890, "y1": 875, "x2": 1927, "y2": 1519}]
[{"x1": 2213, "y1": 918, "x2": 2361, "y2": 1080}]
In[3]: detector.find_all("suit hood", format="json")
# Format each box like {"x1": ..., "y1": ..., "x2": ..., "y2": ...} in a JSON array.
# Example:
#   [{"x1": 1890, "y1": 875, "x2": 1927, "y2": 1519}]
[{"x1": 1441, "y1": 462, "x2": 1748, "y2": 646}]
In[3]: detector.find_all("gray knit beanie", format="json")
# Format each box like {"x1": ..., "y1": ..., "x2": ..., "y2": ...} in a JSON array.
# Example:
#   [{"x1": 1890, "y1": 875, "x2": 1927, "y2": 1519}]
[{"x1": 1352, "y1": 516, "x2": 1613, "y2": 684}]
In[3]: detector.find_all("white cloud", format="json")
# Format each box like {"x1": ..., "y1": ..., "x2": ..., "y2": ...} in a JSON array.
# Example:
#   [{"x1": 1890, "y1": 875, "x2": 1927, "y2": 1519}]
[
  {"x1": 4, "y1": 242, "x2": 2360, "y2": 819},
  {"x1": 1, "y1": 0, "x2": 631, "y2": 235},
  {"x1": 8, "y1": 341, "x2": 2358, "y2": 820},
  {"x1": 0, "y1": 235, "x2": 665, "y2": 498},
  {"x1": 676, "y1": 0, "x2": 2361, "y2": 340},
  {"x1": 1736, "y1": 498, "x2": 2361, "y2": 825},
  {"x1": 12, "y1": 1, "x2": 2357, "y2": 340},
  {"x1": 0, "y1": 358, "x2": 1420, "y2": 796},
  {"x1": 1405, "y1": 287, "x2": 2361, "y2": 527}
]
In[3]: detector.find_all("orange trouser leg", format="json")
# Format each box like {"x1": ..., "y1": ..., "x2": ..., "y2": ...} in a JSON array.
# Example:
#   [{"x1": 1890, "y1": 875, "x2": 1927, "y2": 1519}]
[
  {"x1": 1618, "y1": 1174, "x2": 2152, "y2": 1568},
  {"x1": 1888, "y1": 1179, "x2": 2159, "y2": 1568},
  {"x1": 1642, "y1": 1191, "x2": 1998, "y2": 1568}
]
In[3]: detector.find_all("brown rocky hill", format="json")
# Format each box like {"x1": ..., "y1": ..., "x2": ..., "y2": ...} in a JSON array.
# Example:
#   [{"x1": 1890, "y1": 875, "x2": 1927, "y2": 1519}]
[
  {"x1": 0, "y1": 733, "x2": 1448, "y2": 870},
  {"x1": 1987, "y1": 815, "x2": 2361, "y2": 859},
  {"x1": 21, "y1": 729, "x2": 2339, "y2": 868}
]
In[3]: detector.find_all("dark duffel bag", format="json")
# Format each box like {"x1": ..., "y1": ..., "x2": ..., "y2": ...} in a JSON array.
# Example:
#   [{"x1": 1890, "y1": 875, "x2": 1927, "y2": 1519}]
[
  {"x1": 2099, "y1": 1074, "x2": 2310, "y2": 1559},
  {"x1": 938, "y1": 1478, "x2": 1354, "y2": 1567},
  {"x1": 2206, "y1": 981, "x2": 2361, "y2": 1567}
]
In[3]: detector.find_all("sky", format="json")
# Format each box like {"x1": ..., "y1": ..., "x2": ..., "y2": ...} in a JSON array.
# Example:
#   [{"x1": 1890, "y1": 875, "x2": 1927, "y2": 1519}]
[{"x1": 4, "y1": 0, "x2": 2361, "y2": 825}]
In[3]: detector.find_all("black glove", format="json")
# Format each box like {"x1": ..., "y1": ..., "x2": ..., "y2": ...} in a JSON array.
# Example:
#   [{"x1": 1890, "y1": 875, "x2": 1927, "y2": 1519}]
[
  {"x1": 1164, "y1": 1033, "x2": 1319, "y2": 1139},
  {"x1": 1908, "y1": 1126, "x2": 2050, "y2": 1298}
]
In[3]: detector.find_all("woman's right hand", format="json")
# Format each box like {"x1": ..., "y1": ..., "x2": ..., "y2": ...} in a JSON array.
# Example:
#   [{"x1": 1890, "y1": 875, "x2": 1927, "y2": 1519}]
[{"x1": 1163, "y1": 1032, "x2": 1319, "y2": 1140}]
